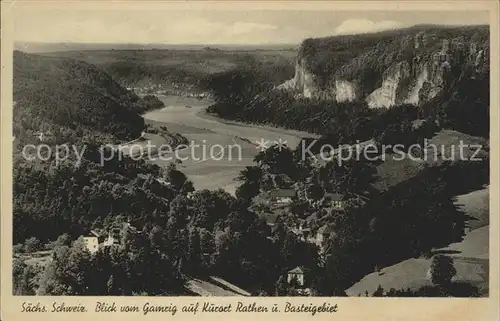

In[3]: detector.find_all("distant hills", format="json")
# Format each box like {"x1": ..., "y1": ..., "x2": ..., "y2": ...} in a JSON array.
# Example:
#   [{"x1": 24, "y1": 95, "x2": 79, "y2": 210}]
[
  {"x1": 13, "y1": 51, "x2": 163, "y2": 147},
  {"x1": 14, "y1": 42, "x2": 298, "y2": 54}
]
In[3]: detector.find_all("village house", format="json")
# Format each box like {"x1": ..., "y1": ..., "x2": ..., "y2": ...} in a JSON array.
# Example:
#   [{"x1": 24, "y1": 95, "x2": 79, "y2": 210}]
[
  {"x1": 83, "y1": 230, "x2": 100, "y2": 255},
  {"x1": 324, "y1": 193, "x2": 345, "y2": 211},
  {"x1": 287, "y1": 266, "x2": 306, "y2": 287},
  {"x1": 266, "y1": 189, "x2": 296, "y2": 207},
  {"x1": 82, "y1": 222, "x2": 140, "y2": 254},
  {"x1": 258, "y1": 211, "x2": 281, "y2": 227}
]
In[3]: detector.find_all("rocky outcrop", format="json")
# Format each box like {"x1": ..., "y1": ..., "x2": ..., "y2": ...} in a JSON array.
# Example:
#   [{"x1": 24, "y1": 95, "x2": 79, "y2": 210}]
[
  {"x1": 366, "y1": 61, "x2": 412, "y2": 108},
  {"x1": 277, "y1": 58, "x2": 327, "y2": 99},
  {"x1": 404, "y1": 65, "x2": 428, "y2": 105},
  {"x1": 335, "y1": 80, "x2": 358, "y2": 102},
  {"x1": 277, "y1": 26, "x2": 488, "y2": 108},
  {"x1": 276, "y1": 59, "x2": 358, "y2": 102}
]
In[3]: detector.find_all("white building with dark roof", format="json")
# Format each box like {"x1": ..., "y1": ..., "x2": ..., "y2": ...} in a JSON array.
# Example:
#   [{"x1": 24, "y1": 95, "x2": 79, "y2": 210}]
[
  {"x1": 287, "y1": 266, "x2": 306, "y2": 287},
  {"x1": 83, "y1": 230, "x2": 101, "y2": 255},
  {"x1": 267, "y1": 188, "x2": 297, "y2": 207}
]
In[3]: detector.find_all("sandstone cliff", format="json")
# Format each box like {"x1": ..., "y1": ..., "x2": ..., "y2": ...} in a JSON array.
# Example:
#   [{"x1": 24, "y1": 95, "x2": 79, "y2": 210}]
[{"x1": 277, "y1": 25, "x2": 489, "y2": 108}]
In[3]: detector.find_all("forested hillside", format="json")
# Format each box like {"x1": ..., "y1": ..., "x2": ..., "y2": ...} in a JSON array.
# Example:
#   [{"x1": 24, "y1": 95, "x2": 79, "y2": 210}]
[
  {"x1": 13, "y1": 51, "x2": 163, "y2": 148},
  {"x1": 12, "y1": 51, "x2": 313, "y2": 296}
]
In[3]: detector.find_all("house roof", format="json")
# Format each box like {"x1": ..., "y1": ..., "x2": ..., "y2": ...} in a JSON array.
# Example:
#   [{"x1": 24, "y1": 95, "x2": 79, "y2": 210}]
[
  {"x1": 84, "y1": 230, "x2": 101, "y2": 237},
  {"x1": 288, "y1": 266, "x2": 305, "y2": 274},
  {"x1": 268, "y1": 189, "x2": 297, "y2": 198},
  {"x1": 259, "y1": 212, "x2": 280, "y2": 225},
  {"x1": 317, "y1": 224, "x2": 336, "y2": 235},
  {"x1": 324, "y1": 193, "x2": 344, "y2": 201}
]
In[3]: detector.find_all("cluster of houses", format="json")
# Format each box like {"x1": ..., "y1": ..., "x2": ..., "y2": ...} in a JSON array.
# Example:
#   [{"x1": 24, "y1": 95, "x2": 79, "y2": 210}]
[
  {"x1": 252, "y1": 186, "x2": 360, "y2": 292},
  {"x1": 127, "y1": 82, "x2": 212, "y2": 99},
  {"x1": 257, "y1": 188, "x2": 348, "y2": 251}
]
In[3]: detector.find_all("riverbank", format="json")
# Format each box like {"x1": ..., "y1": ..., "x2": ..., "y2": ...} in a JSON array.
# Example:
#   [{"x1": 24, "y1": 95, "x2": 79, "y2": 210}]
[
  {"x1": 198, "y1": 110, "x2": 319, "y2": 141},
  {"x1": 141, "y1": 95, "x2": 316, "y2": 194}
]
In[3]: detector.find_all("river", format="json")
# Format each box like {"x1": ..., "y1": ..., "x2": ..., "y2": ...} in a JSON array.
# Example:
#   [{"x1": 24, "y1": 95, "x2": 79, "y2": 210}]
[{"x1": 142, "y1": 95, "x2": 317, "y2": 195}]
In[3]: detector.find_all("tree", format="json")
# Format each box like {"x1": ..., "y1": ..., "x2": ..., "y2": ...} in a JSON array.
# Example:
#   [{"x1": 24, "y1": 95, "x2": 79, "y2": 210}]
[
  {"x1": 235, "y1": 166, "x2": 263, "y2": 205},
  {"x1": 199, "y1": 229, "x2": 215, "y2": 269},
  {"x1": 191, "y1": 189, "x2": 236, "y2": 229},
  {"x1": 13, "y1": 258, "x2": 28, "y2": 295},
  {"x1": 306, "y1": 184, "x2": 325, "y2": 202},
  {"x1": 53, "y1": 233, "x2": 72, "y2": 247},
  {"x1": 24, "y1": 237, "x2": 41, "y2": 253},
  {"x1": 373, "y1": 285, "x2": 384, "y2": 296},
  {"x1": 180, "y1": 180, "x2": 195, "y2": 195},
  {"x1": 237, "y1": 166, "x2": 263, "y2": 184},
  {"x1": 64, "y1": 238, "x2": 94, "y2": 294},
  {"x1": 38, "y1": 245, "x2": 72, "y2": 295},
  {"x1": 163, "y1": 163, "x2": 187, "y2": 190},
  {"x1": 254, "y1": 145, "x2": 297, "y2": 179},
  {"x1": 429, "y1": 255, "x2": 457, "y2": 287},
  {"x1": 13, "y1": 244, "x2": 24, "y2": 254},
  {"x1": 186, "y1": 228, "x2": 202, "y2": 274},
  {"x1": 275, "y1": 275, "x2": 290, "y2": 296},
  {"x1": 235, "y1": 182, "x2": 260, "y2": 205}
]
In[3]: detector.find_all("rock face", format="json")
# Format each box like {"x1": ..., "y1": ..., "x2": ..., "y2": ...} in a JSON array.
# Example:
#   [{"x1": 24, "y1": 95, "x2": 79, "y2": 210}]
[
  {"x1": 277, "y1": 59, "x2": 358, "y2": 102},
  {"x1": 277, "y1": 26, "x2": 489, "y2": 108},
  {"x1": 366, "y1": 61, "x2": 412, "y2": 108}
]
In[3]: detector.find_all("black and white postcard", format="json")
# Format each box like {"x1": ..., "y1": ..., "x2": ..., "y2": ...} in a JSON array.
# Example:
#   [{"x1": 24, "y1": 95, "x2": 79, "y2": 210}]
[{"x1": 1, "y1": 1, "x2": 499, "y2": 320}]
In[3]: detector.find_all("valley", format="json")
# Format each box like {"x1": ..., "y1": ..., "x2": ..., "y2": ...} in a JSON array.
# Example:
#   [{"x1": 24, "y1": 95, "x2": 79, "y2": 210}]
[{"x1": 12, "y1": 22, "x2": 490, "y2": 298}]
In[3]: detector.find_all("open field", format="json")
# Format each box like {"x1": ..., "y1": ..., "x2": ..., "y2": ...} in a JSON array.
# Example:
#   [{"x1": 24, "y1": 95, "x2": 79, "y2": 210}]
[
  {"x1": 373, "y1": 128, "x2": 489, "y2": 191},
  {"x1": 346, "y1": 184, "x2": 490, "y2": 297},
  {"x1": 16, "y1": 250, "x2": 53, "y2": 267},
  {"x1": 425, "y1": 129, "x2": 489, "y2": 162},
  {"x1": 455, "y1": 186, "x2": 489, "y2": 230},
  {"x1": 345, "y1": 226, "x2": 489, "y2": 296},
  {"x1": 185, "y1": 276, "x2": 251, "y2": 296}
]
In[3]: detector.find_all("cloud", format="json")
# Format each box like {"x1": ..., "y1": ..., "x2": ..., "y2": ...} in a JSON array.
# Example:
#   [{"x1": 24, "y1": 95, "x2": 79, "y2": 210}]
[
  {"x1": 335, "y1": 19, "x2": 403, "y2": 35},
  {"x1": 14, "y1": 12, "x2": 278, "y2": 44},
  {"x1": 231, "y1": 22, "x2": 277, "y2": 35},
  {"x1": 165, "y1": 19, "x2": 278, "y2": 43}
]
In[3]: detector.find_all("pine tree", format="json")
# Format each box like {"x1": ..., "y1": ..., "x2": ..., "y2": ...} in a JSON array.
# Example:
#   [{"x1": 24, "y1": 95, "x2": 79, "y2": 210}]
[{"x1": 186, "y1": 228, "x2": 202, "y2": 275}]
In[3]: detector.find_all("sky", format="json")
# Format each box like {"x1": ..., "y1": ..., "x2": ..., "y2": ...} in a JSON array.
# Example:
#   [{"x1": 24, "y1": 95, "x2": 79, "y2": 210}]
[{"x1": 12, "y1": 7, "x2": 489, "y2": 45}]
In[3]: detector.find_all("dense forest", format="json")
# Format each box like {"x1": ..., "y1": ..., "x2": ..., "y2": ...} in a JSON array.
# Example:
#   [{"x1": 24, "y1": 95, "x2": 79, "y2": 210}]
[
  {"x1": 13, "y1": 51, "x2": 164, "y2": 148},
  {"x1": 13, "y1": 147, "x2": 322, "y2": 295}
]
